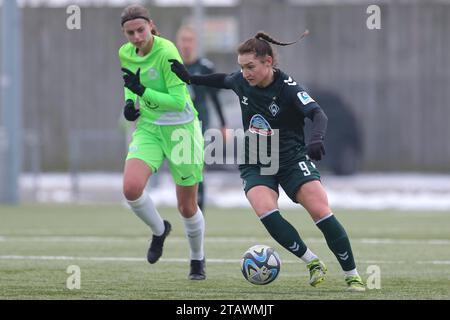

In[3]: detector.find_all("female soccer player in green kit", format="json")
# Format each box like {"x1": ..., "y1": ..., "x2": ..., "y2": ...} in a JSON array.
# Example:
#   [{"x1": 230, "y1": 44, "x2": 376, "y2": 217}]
[
  {"x1": 118, "y1": 4, "x2": 205, "y2": 280},
  {"x1": 170, "y1": 31, "x2": 365, "y2": 291}
]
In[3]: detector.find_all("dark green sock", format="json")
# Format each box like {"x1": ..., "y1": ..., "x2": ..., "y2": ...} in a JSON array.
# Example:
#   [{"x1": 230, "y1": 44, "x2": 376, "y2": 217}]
[
  {"x1": 197, "y1": 182, "x2": 204, "y2": 213},
  {"x1": 260, "y1": 210, "x2": 307, "y2": 258},
  {"x1": 316, "y1": 214, "x2": 356, "y2": 271}
]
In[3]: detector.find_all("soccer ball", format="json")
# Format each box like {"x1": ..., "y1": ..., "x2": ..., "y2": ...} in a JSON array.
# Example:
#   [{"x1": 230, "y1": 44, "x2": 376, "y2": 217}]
[{"x1": 240, "y1": 245, "x2": 281, "y2": 285}]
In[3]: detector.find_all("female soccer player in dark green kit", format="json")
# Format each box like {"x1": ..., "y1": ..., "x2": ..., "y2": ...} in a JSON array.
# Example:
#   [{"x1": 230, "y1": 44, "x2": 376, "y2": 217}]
[
  {"x1": 119, "y1": 4, "x2": 205, "y2": 280},
  {"x1": 170, "y1": 31, "x2": 365, "y2": 291}
]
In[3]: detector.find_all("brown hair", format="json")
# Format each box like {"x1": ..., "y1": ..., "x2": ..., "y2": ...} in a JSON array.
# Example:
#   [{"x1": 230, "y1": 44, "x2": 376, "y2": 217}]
[
  {"x1": 237, "y1": 30, "x2": 309, "y2": 65},
  {"x1": 120, "y1": 4, "x2": 160, "y2": 36}
]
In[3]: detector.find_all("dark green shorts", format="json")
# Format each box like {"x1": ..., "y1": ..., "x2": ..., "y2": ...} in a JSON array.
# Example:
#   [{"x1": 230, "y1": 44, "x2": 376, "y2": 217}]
[{"x1": 239, "y1": 158, "x2": 321, "y2": 203}]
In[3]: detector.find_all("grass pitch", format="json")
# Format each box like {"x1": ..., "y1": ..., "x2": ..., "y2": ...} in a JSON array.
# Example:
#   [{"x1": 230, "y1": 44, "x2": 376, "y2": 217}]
[{"x1": 0, "y1": 204, "x2": 449, "y2": 299}]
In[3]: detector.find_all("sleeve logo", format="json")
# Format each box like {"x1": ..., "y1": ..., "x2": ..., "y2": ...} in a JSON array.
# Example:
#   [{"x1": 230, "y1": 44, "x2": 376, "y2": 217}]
[{"x1": 297, "y1": 91, "x2": 315, "y2": 105}]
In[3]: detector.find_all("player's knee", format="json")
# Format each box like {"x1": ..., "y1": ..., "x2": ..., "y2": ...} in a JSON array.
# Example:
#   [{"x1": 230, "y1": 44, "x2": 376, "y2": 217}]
[
  {"x1": 310, "y1": 206, "x2": 332, "y2": 222},
  {"x1": 177, "y1": 201, "x2": 197, "y2": 217},
  {"x1": 123, "y1": 182, "x2": 145, "y2": 201},
  {"x1": 255, "y1": 205, "x2": 278, "y2": 217}
]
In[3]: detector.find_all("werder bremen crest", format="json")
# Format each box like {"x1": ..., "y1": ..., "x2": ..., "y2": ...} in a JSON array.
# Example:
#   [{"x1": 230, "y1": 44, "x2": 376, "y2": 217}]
[{"x1": 269, "y1": 101, "x2": 280, "y2": 116}]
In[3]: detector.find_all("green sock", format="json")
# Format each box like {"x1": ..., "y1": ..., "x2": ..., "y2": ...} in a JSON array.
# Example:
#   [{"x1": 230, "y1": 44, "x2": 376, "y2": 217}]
[
  {"x1": 316, "y1": 214, "x2": 356, "y2": 271},
  {"x1": 260, "y1": 210, "x2": 307, "y2": 258}
]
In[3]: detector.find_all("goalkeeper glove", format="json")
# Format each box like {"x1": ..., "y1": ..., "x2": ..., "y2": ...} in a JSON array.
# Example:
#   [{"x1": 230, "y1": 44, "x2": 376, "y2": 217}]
[
  {"x1": 307, "y1": 140, "x2": 325, "y2": 161},
  {"x1": 123, "y1": 99, "x2": 140, "y2": 121},
  {"x1": 168, "y1": 59, "x2": 191, "y2": 84},
  {"x1": 122, "y1": 67, "x2": 145, "y2": 96}
]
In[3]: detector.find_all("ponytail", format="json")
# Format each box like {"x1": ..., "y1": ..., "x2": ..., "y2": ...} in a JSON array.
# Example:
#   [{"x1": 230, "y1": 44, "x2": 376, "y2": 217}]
[
  {"x1": 237, "y1": 30, "x2": 309, "y2": 65},
  {"x1": 254, "y1": 30, "x2": 309, "y2": 46}
]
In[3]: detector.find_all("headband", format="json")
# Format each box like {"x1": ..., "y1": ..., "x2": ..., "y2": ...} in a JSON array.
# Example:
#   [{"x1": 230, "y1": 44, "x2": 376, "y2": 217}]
[{"x1": 121, "y1": 16, "x2": 150, "y2": 26}]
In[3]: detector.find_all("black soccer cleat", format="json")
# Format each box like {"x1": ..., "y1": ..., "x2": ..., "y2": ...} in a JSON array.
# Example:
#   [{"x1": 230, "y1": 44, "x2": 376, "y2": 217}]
[
  {"x1": 147, "y1": 220, "x2": 172, "y2": 264},
  {"x1": 188, "y1": 258, "x2": 206, "y2": 280}
]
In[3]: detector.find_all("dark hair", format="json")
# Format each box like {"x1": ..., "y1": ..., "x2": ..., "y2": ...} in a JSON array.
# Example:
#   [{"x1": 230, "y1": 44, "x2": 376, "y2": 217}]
[
  {"x1": 120, "y1": 4, "x2": 160, "y2": 36},
  {"x1": 237, "y1": 30, "x2": 309, "y2": 65}
]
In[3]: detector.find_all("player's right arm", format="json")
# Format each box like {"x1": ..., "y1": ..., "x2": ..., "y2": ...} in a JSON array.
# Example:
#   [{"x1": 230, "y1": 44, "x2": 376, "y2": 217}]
[
  {"x1": 168, "y1": 59, "x2": 233, "y2": 90},
  {"x1": 119, "y1": 45, "x2": 139, "y2": 121},
  {"x1": 123, "y1": 88, "x2": 140, "y2": 121}
]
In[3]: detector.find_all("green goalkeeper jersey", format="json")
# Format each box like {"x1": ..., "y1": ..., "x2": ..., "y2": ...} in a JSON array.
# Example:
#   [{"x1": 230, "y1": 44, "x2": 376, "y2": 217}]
[{"x1": 118, "y1": 36, "x2": 198, "y2": 125}]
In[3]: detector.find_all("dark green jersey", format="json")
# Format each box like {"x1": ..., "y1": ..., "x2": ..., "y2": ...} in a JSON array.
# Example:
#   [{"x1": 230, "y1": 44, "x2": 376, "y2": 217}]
[{"x1": 224, "y1": 69, "x2": 320, "y2": 167}]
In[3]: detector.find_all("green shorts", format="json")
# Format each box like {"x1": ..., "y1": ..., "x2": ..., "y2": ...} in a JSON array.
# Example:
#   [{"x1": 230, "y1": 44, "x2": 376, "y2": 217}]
[
  {"x1": 239, "y1": 157, "x2": 321, "y2": 203},
  {"x1": 126, "y1": 118, "x2": 204, "y2": 186}
]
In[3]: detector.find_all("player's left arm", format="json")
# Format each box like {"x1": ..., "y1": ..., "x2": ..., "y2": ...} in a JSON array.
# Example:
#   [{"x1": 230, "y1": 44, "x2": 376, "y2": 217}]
[
  {"x1": 292, "y1": 87, "x2": 328, "y2": 160},
  {"x1": 307, "y1": 108, "x2": 328, "y2": 160}
]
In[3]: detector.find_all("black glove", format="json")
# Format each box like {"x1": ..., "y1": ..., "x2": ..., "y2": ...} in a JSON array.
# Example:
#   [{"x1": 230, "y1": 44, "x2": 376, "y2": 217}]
[
  {"x1": 307, "y1": 141, "x2": 325, "y2": 161},
  {"x1": 123, "y1": 99, "x2": 140, "y2": 121},
  {"x1": 168, "y1": 59, "x2": 191, "y2": 84},
  {"x1": 122, "y1": 67, "x2": 145, "y2": 96}
]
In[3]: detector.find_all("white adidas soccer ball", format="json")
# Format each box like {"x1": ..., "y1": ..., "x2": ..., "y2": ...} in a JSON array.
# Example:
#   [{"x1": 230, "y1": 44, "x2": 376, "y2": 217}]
[{"x1": 240, "y1": 245, "x2": 281, "y2": 285}]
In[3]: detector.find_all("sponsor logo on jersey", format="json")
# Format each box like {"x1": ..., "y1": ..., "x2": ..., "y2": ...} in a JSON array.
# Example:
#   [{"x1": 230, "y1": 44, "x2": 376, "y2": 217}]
[
  {"x1": 241, "y1": 96, "x2": 249, "y2": 105},
  {"x1": 297, "y1": 91, "x2": 315, "y2": 105},
  {"x1": 249, "y1": 114, "x2": 274, "y2": 136},
  {"x1": 144, "y1": 100, "x2": 159, "y2": 110},
  {"x1": 269, "y1": 101, "x2": 280, "y2": 116}
]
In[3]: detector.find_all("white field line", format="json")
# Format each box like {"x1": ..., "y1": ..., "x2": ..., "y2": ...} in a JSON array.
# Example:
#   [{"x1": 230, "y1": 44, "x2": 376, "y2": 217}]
[
  {"x1": 0, "y1": 255, "x2": 449, "y2": 265},
  {"x1": 0, "y1": 235, "x2": 449, "y2": 245}
]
